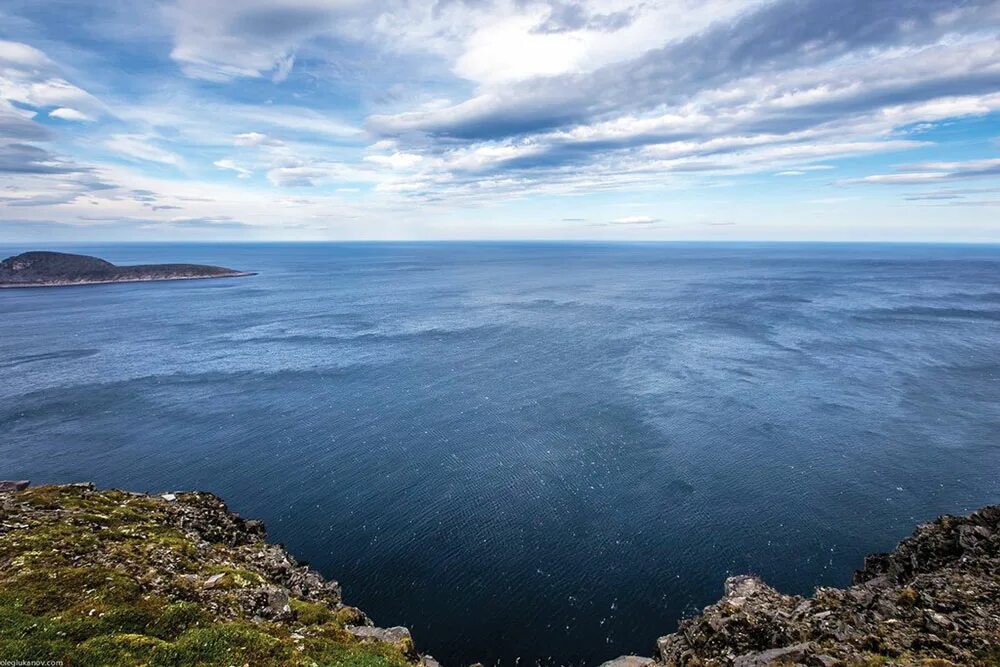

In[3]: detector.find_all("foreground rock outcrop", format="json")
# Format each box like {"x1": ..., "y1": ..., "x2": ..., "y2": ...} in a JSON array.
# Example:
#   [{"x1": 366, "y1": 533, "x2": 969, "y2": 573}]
[
  {"x1": 647, "y1": 506, "x2": 1000, "y2": 666},
  {"x1": 0, "y1": 251, "x2": 254, "y2": 287},
  {"x1": 0, "y1": 483, "x2": 426, "y2": 666}
]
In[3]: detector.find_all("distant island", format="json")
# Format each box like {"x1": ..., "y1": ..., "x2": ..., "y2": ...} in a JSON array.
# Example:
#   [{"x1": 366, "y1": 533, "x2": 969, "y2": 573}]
[{"x1": 0, "y1": 251, "x2": 255, "y2": 288}]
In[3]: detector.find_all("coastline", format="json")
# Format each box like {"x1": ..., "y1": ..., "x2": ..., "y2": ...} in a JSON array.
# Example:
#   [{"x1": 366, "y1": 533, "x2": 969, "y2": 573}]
[{"x1": 0, "y1": 271, "x2": 257, "y2": 288}]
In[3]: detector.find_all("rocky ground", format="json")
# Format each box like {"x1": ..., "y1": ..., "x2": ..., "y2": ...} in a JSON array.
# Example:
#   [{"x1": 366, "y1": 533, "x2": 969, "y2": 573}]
[
  {"x1": 0, "y1": 482, "x2": 434, "y2": 666},
  {"x1": 613, "y1": 505, "x2": 1000, "y2": 667}
]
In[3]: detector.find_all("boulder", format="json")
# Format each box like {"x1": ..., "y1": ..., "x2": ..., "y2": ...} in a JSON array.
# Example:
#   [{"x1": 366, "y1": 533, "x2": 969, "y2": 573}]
[
  {"x1": 0, "y1": 480, "x2": 30, "y2": 493},
  {"x1": 598, "y1": 656, "x2": 654, "y2": 667}
]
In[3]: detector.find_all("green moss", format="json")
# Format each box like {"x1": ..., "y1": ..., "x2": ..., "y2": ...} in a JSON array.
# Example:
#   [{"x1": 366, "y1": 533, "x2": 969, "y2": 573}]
[
  {"x1": 59, "y1": 604, "x2": 158, "y2": 641},
  {"x1": 161, "y1": 623, "x2": 294, "y2": 665},
  {"x1": 146, "y1": 602, "x2": 210, "y2": 639},
  {"x1": 71, "y1": 633, "x2": 167, "y2": 666},
  {"x1": 0, "y1": 486, "x2": 420, "y2": 667},
  {"x1": 291, "y1": 598, "x2": 335, "y2": 626},
  {"x1": 2, "y1": 567, "x2": 142, "y2": 615},
  {"x1": 0, "y1": 637, "x2": 75, "y2": 662},
  {"x1": 303, "y1": 638, "x2": 411, "y2": 667},
  {"x1": 336, "y1": 606, "x2": 368, "y2": 627}
]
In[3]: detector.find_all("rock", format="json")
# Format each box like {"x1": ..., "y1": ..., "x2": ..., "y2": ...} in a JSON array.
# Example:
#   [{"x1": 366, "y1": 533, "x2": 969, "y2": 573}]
[
  {"x1": 0, "y1": 480, "x2": 29, "y2": 493},
  {"x1": 265, "y1": 586, "x2": 292, "y2": 619},
  {"x1": 654, "y1": 502, "x2": 1000, "y2": 666},
  {"x1": 733, "y1": 642, "x2": 814, "y2": 666},
  {"x1": 598, "y1": 656, "x2": 653, "y2": 667},
  {"x1": 204, "y1": 573, "x2": 228, "y2": 589},
  {"x1": 346, "y1": 625, "x2": 413, "y2": 651},
  {"x1": 420, "y1": 655, "x2": 442, "y2": 667}
]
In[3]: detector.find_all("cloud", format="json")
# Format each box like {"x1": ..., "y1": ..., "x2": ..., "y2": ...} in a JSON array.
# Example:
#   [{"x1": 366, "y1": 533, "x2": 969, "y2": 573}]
[
  {"x1": 49, "y1": 107, "x2": 95, "y2": 122},
  {"x1": 0, "y1": 40, "x2": 103, "y2": 116},
  {"x1": 104, "y1": 135, "x2": 183, "y2": 167},
  {"x1": 849, "y1": 159, "x2": 1000, "y2": 185},
  {"x1": 166, "y1": 0, "x2": 361, "y2": 81},
  {"x1": 0, "y1": 142, "x2": 80, "y2": 174},
  {"x1": 363, "y1": 151, "x2": 422, "y2": 169},
  {"x1": 234, "y1": 131, "x2": 283, "y2": 147},
  {"x1": 610, "y1": 215, "x2": 659, "y2": 225},
  {"x1": 213, "y1": 158, "x2": 253, "y2": 178},
  {"x1": 266, "y1": 165, "x2": 330, "y2": 187}
]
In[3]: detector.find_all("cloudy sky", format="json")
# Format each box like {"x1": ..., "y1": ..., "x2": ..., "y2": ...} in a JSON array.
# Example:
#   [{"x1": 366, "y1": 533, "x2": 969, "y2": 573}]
[{"x1": 1, "y1": 0, "x2": 999, "y2": 242}]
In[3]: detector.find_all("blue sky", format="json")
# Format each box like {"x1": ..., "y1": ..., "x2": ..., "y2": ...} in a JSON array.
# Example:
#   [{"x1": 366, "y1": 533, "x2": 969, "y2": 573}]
[{"x1": 1, "y1": 0, "x2": 999, "y2": 242}]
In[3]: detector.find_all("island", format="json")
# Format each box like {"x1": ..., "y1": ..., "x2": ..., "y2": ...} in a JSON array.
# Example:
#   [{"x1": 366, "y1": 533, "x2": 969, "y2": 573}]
[
  {"x1": 0, "y1": 251, "x2": 255, "y2": 288},
  {"x1": 1, "y1": 481, "x2": 998, "y2": 666}
]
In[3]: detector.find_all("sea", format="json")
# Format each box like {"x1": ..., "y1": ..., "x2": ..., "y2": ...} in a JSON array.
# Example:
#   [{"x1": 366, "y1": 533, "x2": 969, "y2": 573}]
[{"x1": 2, "y1": 242, "x2": 999, "y2": 665}]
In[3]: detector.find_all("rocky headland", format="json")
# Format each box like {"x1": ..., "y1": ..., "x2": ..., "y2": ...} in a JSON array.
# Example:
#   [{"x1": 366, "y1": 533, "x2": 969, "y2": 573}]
[
  {"x1": 1, "y1": 482, "x2": 997, "y2": 666},
  {"x1": 0, "y1": 251, "x2": 254, "y2": 288}
]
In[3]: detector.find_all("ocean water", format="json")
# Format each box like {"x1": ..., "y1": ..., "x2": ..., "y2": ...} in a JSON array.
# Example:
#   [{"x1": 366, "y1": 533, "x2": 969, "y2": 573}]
[{"x1": 2, "y1": 242, "x2": 999, "y2": 665}]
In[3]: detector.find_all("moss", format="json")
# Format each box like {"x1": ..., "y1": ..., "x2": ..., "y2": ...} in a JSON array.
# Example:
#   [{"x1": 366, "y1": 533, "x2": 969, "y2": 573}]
[
  {"x1": 2, "y1": 566, "x2": 142, "y2": 615},
  {"x1": 145, "y1": 602, "x2": 210, "y2": 639},
  {"x1": 0, "y1": 605, "x2": 63, "y2": 642},
  {"x1": 161, "y1": 623, "x2": 294, "y2": 665},
  {"x1": 0, "y1": 486, "x2": 420, "y2": 667},
  {"x1": 58, "y1": 603, "x2": 158, "y2": 641},
  {"x1": 302, "y1": 637, "x2": 411, "y2": 667},
  {"x1": 0, "y1": 637, "x2": 75, "y2": 662},
  {"x1": 336, "y1": 606, "x2": 368, "y2": 626},
  {"x1": 896, "y1": 587, "x2": 919, "y2": 608},
  {"x1": 70, "y1": 633, "x2": 167, "y2": 666},
  {"x1": 291, "y1": 598, "x2": 335, "y2": 626}
]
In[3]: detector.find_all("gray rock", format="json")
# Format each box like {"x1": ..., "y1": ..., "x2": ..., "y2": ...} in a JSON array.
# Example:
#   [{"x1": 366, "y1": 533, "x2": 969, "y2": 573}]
[
  {"x1": 0, "y1": 481, "x2": 29, "y2": 493},
  {"x1": 598, "y1": 656, "x2": 653, "y2": 667},
  {"x1": 265, "y1": 586, "x2": 292, "y2": 619},
  {"x1": 346, "y1": 624, "x2": 412, "y2": 649},
  {"x1": 733, "y1": 642, "x2": 814, "y2": 666}
]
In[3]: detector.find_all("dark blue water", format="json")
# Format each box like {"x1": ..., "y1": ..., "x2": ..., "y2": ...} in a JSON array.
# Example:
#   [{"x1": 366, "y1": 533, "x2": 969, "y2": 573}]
[{"x1": 2, "y1": 242, "x2": 999, "y2": 665}]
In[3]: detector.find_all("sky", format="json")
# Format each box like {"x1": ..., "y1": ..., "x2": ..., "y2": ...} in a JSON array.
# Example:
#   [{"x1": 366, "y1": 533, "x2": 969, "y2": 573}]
[{"x1": 0, "y1": 0, "x2": 999, "y2": 242}]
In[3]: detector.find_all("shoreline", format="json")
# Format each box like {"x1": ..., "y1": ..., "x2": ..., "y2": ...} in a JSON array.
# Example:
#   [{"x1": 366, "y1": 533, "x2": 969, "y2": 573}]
[{"x1": 0, "y1": 271, "x2": 257, "y2": 289}]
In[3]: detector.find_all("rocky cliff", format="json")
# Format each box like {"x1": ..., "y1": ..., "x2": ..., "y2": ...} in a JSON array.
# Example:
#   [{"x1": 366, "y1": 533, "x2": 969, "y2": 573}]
[
  {"x1": 2, "y1": 482, "x2": 998, "y2": 666},
  {"x1": 0, "y1": 483, "x2": 435, "y2": 666},
  {"x1": 0, "y1": 251, "x2": 254, "y2": 287},
  {"x1": 610, "y1": 506, "x2": 1000, "y2": 667}
]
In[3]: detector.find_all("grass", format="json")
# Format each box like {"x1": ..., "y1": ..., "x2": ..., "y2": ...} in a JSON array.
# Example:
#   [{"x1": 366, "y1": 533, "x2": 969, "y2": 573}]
[{"x1": 0, "y1": 485, "x2": 415, "y2": 667}]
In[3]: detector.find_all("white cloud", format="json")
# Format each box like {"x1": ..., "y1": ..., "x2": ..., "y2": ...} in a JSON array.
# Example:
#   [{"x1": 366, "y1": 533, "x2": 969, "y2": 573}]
[
  {"x1": 611, "y1": 215, "x2": 659, "y2": 224},
  {"x1": 213, "y1": 158, "x2": 253, "y2": 178},
  {"x1": 363, "y1": 151, "x2": 423, "y2": 169},
  {"x1": 0, "y1": 40, "x2": 103, "y2": 117},
  {"x1": 234, "y1": 131, "x2": 283, "y2": 147},
  {"x1": 105, "y1": 135, "x2": 183, "y2": 166},
  {"x1": 848, "y1": 158, "x2": 1000, "y2": 185},
  {"x1": 49, "y1": 107, "x2": 95, "y2": 122}
]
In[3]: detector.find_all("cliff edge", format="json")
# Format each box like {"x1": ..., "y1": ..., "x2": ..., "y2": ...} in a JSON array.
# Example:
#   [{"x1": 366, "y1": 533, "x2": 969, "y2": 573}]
[
  {"x1": 0, "y1": 483, "x2": 436, "y2": 667},
  {"x1": 610, "y1": 506, "x2": 1000, "y2": 667}
]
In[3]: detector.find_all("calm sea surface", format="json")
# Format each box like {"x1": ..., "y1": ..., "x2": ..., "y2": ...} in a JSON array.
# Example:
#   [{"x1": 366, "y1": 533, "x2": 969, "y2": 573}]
[{"x1": 2, "y1": 242, "x2": 999, "y2": 665}]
